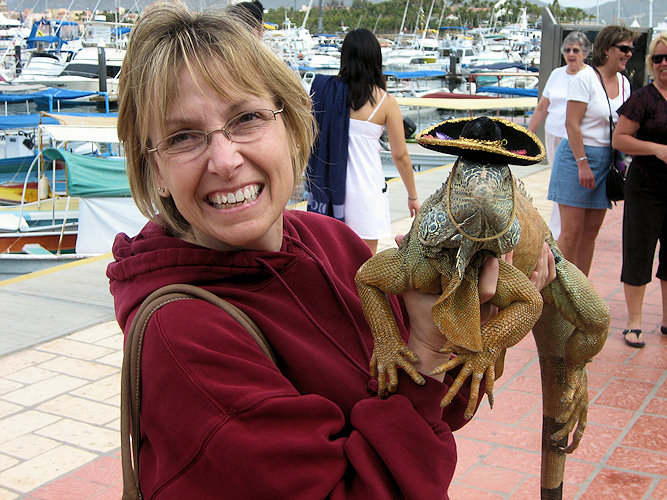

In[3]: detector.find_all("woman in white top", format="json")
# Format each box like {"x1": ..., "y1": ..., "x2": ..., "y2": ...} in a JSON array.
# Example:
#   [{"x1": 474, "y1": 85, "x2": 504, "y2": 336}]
[
  {"x1": 548, "y1": 25, "x2": 635, "y2": 276},
  {"x1": 529, "y1": 31, "x2": 591, "y2": 239},
  {"x1": 339, "y1": 29, "x2": 420, "y2": 254}
]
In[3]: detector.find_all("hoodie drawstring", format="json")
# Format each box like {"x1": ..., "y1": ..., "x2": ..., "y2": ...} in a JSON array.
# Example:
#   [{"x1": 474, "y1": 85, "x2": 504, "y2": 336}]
[{"x1": 255, "y1": 237, "x2": 372, "y2": 379}]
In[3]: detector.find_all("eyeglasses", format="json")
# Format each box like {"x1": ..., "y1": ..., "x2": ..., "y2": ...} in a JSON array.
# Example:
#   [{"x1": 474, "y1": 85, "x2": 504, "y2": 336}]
[
  {"x1": 563, "y1": 47, "x2": 581, "y2": 54},
  {"x1": 613, "y1": 44, "x2": 633, "y2": 54},
  {"x1": 148, "y1": 107, "x2": 284, "y2": 159},
  {"x1": 651, "y1": 54, "x2": 667, "y2": 64}
]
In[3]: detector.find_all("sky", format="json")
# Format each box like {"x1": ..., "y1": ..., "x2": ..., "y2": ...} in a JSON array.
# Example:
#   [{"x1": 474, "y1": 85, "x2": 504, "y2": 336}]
[{"x1": 556, "y1": 0, "x2": 617, "y2": 8}]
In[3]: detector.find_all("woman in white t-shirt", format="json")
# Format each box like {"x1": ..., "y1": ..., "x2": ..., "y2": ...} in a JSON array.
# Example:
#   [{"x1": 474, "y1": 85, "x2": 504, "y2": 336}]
[
  {"x1": 530, "y1": 30, "x2": 591, "y2": 239},
  {"x1": 548, "y1": 25, "x2": 636, "y2": 276}
]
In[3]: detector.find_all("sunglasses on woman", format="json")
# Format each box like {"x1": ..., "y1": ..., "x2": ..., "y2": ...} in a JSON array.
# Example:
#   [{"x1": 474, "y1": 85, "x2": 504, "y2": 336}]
[
  {"x1": 563, "y1": 47, "x2": 580, "y2": 54},
  {"x1": 651, "y1": 54, "x2": 667, "y2": 64},
  {"x1": 613, "y1": 44, "x2": 633, "y2": 54}
]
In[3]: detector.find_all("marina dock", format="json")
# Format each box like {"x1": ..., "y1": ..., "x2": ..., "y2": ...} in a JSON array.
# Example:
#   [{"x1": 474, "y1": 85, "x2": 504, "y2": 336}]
[{"x1": 0, "y1": 164, "x2": 665, "y2": 499}]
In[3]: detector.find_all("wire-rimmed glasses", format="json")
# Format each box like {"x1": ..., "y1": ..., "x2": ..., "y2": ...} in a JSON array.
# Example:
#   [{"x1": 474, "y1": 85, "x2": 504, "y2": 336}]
[{"x1": 148, "y1": 107, "x2": 284, "y2": 160}]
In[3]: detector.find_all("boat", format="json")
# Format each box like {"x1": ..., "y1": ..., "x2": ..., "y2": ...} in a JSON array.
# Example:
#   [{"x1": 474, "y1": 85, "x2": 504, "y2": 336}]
[
  {"x1": 0, "y1": 112, "x2": 131, "y2": 258},
  {"x1": 49, "y1": 18, "x2": 131, "y2": 94},
  {"x1": 0, "y1": 145, "x2": 147, "y2": 278},
  {"x1": 10, "y1": 17, "x2": 129, "y2": 94},
  {"x1": 11, "y1": 19, "x2": 82, "y2": 85}
]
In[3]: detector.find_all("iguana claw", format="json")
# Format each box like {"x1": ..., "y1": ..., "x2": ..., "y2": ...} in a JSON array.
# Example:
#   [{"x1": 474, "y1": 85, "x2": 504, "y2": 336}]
[
  {"x1": 552, "y1": 367, "x2": 589, "y2": 453},
  {"x1": 431, "y1": 348, "x2": 499, "y2": 419},
  {"x1": 370, "y1": 343, "x2": 424, "y2": 397}
]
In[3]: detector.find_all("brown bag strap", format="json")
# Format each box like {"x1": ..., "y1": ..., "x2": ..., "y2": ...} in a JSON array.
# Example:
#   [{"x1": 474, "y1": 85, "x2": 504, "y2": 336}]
[{"x1": 120, "y1": 284, "x2": 277, "y2": 500}]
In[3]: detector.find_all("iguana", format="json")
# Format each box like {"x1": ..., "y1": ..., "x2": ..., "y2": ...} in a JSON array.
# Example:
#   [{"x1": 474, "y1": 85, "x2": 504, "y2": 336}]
[{"x1": 355, "y1": 117, "x2": 610, "y2": 499}]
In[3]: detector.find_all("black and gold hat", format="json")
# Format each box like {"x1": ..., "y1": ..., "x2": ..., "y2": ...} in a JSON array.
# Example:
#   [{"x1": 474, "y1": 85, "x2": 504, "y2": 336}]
[{"x1": 416, "y1": 116, "x2": 545, "y2": 166}]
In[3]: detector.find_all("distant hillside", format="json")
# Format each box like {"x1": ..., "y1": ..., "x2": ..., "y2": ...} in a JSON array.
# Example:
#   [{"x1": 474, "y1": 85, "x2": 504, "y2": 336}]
[{"x1": 7, "y1": 0, "x2": 666, "y2": 29}]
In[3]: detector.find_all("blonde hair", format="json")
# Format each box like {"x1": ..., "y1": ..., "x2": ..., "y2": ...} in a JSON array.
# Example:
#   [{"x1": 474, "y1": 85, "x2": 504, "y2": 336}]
[
  {"x1": 118, "y1": 3, "x2": 315, "y2": 236},
  {"x1": 646, "y1": 33, "x2": 667, "y2": 78}
]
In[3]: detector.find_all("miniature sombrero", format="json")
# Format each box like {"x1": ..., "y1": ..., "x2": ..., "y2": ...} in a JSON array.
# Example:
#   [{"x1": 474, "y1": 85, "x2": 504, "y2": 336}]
[{"x1": 416, "y1": 116, "x2": 545, "y2": 166}]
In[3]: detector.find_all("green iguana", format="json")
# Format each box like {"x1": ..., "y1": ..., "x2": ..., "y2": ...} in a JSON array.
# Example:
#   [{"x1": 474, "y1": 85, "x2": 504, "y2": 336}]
[{"x1": 355, "y1": 117, "x2": 610, "y2": 499}]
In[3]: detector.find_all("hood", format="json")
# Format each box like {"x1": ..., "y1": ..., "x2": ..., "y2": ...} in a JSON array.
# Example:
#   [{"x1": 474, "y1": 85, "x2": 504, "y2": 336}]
[{"x1": 107, "y1": 211, "x2": 334, "y2": 331}]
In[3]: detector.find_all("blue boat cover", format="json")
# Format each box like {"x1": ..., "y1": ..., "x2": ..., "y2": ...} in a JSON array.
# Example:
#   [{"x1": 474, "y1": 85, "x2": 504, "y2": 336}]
[
  {"x1": 476, "y1": 86, "x2": 538, "y2": 97},
  {"x1": 0, "y1": 88, "x2": 98, "y2": 104},
  {"x1": 467, "y1": 62, "x2": 539, "y2": 72},
  {"x1": 0, "y1": 112, "x2": 118, "y2": 130},
  {"x1": 41, "y1": 148, "x2": 131, "y2": 198},
  {"x1": 383, "y1": 70, "x2": 448, "y2": 79}
]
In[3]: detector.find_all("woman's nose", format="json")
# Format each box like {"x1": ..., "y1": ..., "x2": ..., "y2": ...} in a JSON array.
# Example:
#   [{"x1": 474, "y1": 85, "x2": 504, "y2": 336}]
[{"x1": 205, "y1": 132, "x2": 243, "y2": 174}]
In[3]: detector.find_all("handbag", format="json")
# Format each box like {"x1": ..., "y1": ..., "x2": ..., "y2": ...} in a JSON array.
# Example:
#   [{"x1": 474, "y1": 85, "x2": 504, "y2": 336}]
[
  {"x1": 593, "y1": 66, "x2": 629, "y2": 204},
  {"x1": 121, "y1": 284, "x2": 278, "y2": 500}
]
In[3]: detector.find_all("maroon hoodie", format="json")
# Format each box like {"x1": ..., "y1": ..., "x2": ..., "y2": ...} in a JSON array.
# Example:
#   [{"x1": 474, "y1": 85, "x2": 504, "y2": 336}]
[{"x1": 108, "y1": 210, "x2": 477, "y2": 499}]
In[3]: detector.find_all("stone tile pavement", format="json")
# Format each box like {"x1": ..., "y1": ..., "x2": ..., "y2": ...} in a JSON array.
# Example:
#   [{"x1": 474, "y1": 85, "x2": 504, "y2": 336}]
[{"x1": 0, "y1": 166, "x2": 665, "y2": 499}]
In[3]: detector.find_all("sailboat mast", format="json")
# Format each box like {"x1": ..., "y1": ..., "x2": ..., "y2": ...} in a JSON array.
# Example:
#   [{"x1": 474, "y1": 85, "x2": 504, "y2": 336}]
[
  {"x1": 301, "y1": 0, "x2": 314, "y2": 30},
  {"x1": 421, "y1": 0, "x2": 435, "y2": 43},
  {"x1": 397, "y1": 0, "x2": 410, "y2": 44}
]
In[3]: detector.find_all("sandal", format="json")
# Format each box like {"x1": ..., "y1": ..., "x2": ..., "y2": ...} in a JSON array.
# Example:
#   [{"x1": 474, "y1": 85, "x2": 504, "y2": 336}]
[
  {"x1": 661, "y1": 326, "x2": 667, "y2": 335},
  {"x1": 623, "y1": 329, "x2": 645, "y2": 348}
]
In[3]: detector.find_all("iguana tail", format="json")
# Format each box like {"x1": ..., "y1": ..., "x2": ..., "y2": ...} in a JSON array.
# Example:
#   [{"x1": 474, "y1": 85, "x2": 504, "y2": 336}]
[{"x1": 533, "y1": 303, "x2": 572, "y2": 499}]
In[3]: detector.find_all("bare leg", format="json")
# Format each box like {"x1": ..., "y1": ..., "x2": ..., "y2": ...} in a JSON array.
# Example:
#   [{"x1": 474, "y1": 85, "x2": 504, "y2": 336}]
[
  {"x1": 557, "y1": 205, "x2": 606, "y2": 276},
  {"x1": 557, "y1": 204, "x2": 585, "y2": 270},
  {"x1": 574, "y1": 208, "x2": 607, "y2": 276},
  {"x1": 624, "y1": 283, "x2": 645, "y2": 345},
  {"x1": 363, "y1": 239, "x2": 378, "y2": 255}
]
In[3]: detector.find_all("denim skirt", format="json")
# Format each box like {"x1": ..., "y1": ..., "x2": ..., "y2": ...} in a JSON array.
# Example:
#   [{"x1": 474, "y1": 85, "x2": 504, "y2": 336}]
[{"x1": 548, "y1": 139, "x2": 611, "y2": 209}]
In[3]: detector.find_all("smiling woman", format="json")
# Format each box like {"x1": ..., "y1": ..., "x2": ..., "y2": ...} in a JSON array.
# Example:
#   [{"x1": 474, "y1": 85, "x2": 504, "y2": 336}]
[
  {"x1": 547, "y1": 25, "x2": 636, "y2": 278},
  {"x1": 106, "y1": 3, "x2": 542, "y2": 499},
  {"x1": 612, "y1": 32, "x2": 667, "y2": 348}
]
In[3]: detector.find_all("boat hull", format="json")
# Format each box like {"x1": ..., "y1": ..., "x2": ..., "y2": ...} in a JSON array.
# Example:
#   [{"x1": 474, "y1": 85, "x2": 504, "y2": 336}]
[{"x1": 0, "y1": 231, "x2": 77, "y2": 253}]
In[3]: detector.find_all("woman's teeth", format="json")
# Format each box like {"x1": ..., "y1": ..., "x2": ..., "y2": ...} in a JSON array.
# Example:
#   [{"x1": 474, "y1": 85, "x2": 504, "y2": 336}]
[{"x1": 208, "y1": 185, "x2": 260, "y2": 207}]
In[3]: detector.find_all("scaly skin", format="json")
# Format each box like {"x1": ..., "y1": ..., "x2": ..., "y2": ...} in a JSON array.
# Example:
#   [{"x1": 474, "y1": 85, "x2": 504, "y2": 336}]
[{"x1": 355, "y1": 158, "x2": 610, "y2": 499}]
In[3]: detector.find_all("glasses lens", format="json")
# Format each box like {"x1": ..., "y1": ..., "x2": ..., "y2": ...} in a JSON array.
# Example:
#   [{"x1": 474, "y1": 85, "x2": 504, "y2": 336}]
[
  {"x1": 652, "y1": 54, "x2": 667, "y2": 63},
  {"x1": 615, "y1": 45, "x2": 633, "y2": 54},
  {"x1": 226, "y1": 109, "x2": 277, "y2": 143},
  {"x1": 159, "y1": 130, "x2": 207, "y2": 157},
  {"x1": 564, "y1": 47, "x2": 580, "y2": 54}
]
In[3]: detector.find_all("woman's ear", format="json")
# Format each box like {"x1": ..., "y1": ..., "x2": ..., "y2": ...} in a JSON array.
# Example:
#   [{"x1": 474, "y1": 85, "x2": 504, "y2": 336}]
[{"x1": 149, "y1": 157, "x2": 171, "y2": 197}]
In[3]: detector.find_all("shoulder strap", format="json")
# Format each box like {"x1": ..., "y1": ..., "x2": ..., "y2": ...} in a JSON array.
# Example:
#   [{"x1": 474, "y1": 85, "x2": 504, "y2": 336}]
[
  {"x1": 367, "y1": 91, "x2": 387, "y2": 121},
  {"x1": 592, "y1": 66, "x2": 615, "y2": 152},
  {"x1": 120, "y1": 284, "x2": 277, "y2": 499}
]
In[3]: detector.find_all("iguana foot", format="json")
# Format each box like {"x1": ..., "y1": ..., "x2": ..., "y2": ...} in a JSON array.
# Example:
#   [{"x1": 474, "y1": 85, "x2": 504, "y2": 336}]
[
  {"x1": 431, "y1": 346, "x2": 500, "y2": 419},
  {"x1": 370, "y1": 343, "x2": 424, "y2": 396},
  {"x1": 551, "y1": 367, "x2": 589, "y2": 453}
]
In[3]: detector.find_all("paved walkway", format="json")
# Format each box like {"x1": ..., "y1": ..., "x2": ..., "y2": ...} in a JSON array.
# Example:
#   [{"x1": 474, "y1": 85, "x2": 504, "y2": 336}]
[{"x1": 0, "y1": 165, "x2": 665, "y2": 499}]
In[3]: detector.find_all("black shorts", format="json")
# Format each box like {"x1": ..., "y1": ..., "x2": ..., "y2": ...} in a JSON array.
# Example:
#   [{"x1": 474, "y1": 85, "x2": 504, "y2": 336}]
[{"x1": 621, "y1": 165, "x2": 667, "y2": 286}]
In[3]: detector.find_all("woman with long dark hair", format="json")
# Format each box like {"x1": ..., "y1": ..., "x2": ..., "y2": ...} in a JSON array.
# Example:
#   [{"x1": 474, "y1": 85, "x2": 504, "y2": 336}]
[{"x1": 308, "y1": 28, "x2": 419, "y2": 254}]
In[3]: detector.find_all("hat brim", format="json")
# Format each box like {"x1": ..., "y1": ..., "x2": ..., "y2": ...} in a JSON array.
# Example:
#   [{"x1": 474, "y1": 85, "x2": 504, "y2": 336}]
[{"x1": 416, "y1": 117, "x2": 546, "y2": 166}]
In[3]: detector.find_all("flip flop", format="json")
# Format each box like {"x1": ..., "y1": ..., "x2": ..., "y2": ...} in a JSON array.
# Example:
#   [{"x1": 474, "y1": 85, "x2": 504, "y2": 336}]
[{"x1": 623, "y1": 329, "x2": 645, "y2": 348}]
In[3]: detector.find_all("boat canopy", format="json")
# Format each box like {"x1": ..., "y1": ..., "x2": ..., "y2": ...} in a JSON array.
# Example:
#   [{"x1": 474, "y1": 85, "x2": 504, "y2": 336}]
[{"x1": 41, "y1": 148, "x2": 130, "y2": 198}]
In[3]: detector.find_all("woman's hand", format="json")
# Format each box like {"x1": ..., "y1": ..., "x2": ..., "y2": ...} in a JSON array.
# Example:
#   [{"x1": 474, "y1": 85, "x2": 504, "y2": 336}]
[
  {"x1": 399, "y1": 237, "x2": 556, "y2": 380},
  {"x1": 407, "y1": 197, "x2": 421, "y2": 218},
  {"x1": 578, "y1": 160, "x2": 596, "y2": 190},
  {"x1": 403, "y1": 256, "x2": 502, "y2": 379},
  {"x1": 655, "y1": 144, "x2": 667, "y2": 164},
  {"x1": 529, "y1": 242, "x2": 557, "y2": 291}
]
